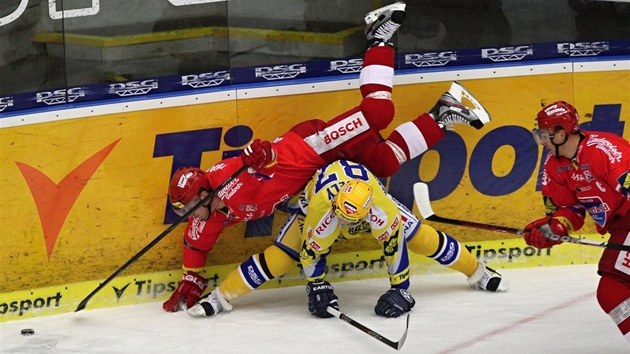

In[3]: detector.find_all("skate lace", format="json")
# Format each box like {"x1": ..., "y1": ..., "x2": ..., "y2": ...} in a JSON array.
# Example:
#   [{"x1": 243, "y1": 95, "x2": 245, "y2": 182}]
[
  {"x1": 373, "y1": 20, "x2": 401, "y2": 41},
  {"x1": 439, "y1": 111, "x2": 472, "y2": 126}
]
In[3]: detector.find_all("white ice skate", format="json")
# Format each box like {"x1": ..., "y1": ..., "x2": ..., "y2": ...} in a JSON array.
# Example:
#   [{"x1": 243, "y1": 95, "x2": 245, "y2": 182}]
[
  {"x1": 364, "y1": 2, "x2": 406, "y2": 47},
  {"x1": 430, "y1": 81, "x2": 492, "y2": 130},
  {"x1": 467, "y1": 261, "x2": 508, "y2": 292},
  {"x1": 364, "y1": 2, "x2": 406, "y2": 24},
  {"x1": 187, "y1": 288, "x2": 233, "y2": 317}
]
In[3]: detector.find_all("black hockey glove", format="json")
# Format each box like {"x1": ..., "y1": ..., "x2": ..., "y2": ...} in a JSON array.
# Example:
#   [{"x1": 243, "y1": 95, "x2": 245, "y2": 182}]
[
  {"x1": 306, "y1": 281, "x2": 339, "y2": 318},
  {"x1": 374, "y1": 287, "x2": 415, "y2": 318}
]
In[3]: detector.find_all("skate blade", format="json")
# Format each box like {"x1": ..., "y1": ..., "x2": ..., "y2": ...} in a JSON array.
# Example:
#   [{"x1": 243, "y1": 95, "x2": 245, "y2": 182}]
[
  {"x1": 364, "y1": 2, "x2": 406, "y2": 24},
  {"x1": 448, "y1": 81, "x2": 492, "y2": 125}
]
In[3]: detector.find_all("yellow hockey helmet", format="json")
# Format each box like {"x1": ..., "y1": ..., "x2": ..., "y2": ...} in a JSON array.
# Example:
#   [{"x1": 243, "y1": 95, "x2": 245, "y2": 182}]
[{"x1": 333, "y1": 179, "x2": 373, "y2": 223}]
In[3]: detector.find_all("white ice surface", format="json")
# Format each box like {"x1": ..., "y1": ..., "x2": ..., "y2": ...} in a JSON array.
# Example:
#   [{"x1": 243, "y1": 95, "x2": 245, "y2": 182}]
[{"x1": 1, "y1": 264, "x2": 628, "y2": 354}]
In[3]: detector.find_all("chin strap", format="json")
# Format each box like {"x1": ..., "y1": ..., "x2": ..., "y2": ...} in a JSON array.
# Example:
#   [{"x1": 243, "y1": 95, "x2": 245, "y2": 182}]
[{"x1": 550, "y1": 132, "x2": 569, "y2": 158}]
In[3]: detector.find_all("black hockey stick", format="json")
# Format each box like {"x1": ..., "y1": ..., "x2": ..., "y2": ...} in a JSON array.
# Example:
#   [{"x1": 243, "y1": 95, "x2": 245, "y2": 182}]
[
  {"x1": 327, "y1": 307, "x2": 410, "y2": 351},
  {"x1": 413, "y1": 182, "x2": 630, "y2": 252},
  {"x1": 75, "y1": 165, "x2": 248, "y2": 312}
]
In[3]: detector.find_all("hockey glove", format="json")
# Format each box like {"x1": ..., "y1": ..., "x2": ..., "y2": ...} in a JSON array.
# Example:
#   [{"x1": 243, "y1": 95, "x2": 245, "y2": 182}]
[
  {"x1": 374, "y1": 287, "x2": 415, "y2": 318},
  {"x1": 306, "y1": 281, "x2": 339, "y2": 318},
  {"x1": 523, "y1": 216, "x2": 567, "y2": 249},
  {"x1": 162, "y1": 271, "x2": 207, "y2": 312},
  {"x1": 241, "y1": 139, "x2": 277, "y2": 173}
]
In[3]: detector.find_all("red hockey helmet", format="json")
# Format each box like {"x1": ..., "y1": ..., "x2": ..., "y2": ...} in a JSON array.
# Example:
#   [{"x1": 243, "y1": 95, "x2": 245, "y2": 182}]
[
  {"x1": 532, "y1": 101, "x2": 579, "y2": 144},
  {"x1": 169, "y1": 167, "x2": 211, "y2": 216}
]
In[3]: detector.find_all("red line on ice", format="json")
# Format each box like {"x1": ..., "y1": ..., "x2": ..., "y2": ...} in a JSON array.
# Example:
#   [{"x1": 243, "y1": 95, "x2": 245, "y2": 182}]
[{"x1": 436, "y1": 291, "x2": 596, "y2": 354}]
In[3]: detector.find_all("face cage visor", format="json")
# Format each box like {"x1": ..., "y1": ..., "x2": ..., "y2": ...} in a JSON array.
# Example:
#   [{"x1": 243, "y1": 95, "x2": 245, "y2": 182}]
[
  {"x1": 171, "y1": 196, "x2": 201, "y2": 217},
  {"x1": 531, "y1": 127, "x2": 554, "y2": 145},
  {"x1": 332, "y1": 202, "x2": 366, "y2": 228}
]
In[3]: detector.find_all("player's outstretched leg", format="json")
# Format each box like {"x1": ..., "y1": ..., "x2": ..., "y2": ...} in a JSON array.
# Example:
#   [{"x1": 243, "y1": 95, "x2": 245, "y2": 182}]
[
  {"x1": 467, "y1": 261, "x2": 507, "y2": 292},
  {"x1": 429, "y1": 81, "x2": 492, "y2": 130},
  {"x1": 364, "y1": 2, "x2": 406, "y2": 47}
]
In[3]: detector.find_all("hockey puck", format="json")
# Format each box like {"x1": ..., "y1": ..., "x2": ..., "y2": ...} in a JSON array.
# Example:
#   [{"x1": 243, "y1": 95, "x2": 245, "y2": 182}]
[{"x1": 21, "y1": 329, "x2": 34, "y2": 336}]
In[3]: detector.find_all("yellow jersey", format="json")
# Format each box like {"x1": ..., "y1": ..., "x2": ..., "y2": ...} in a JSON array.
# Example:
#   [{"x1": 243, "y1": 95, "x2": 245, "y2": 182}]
[{"x1": 295, "y1": 160, "x2": 413, "y2": 288}]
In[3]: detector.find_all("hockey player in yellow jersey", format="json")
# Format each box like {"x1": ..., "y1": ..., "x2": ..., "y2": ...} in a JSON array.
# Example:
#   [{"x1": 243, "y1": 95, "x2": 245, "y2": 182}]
[
  {"x1": 187, "y1": 160, "x2": 507, "y2": 318},
  {"x1": 297, "y1": 161, "x2": 414, "y2": 317}
]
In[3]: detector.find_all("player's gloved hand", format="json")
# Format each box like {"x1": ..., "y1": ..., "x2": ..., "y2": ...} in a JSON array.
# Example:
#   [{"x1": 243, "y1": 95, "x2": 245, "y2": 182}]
[
  {"x1": 374, "y1": 288, "x2": 415, "y2": 318},
  {"x1": 162, "y1": 271, "x2": 207, "y2": 312},
  {"x1": 523, "y1": 216, "x2": 566, "y2": 249},
  {"x1": 241, "y1": 139, "x2": 276, "y2": 172},
  {"x1": 306, "y1": 281, "x2": 339, "y2": 318}
]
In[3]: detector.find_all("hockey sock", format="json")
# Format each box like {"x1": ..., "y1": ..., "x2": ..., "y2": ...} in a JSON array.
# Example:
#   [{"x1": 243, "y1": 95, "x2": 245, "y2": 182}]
[
  {"x1": 386, "y1": 113, "x2": 446, "y2": 161},
  {"x1": 220, "y1": 246, "x2": 296, "y2": 301},
  {"x1": 407, "y1": 224, "x2": 477, "y2": 276},
  {"x1": 359, "y1": 45, "x2": 395, "y2": 98}
]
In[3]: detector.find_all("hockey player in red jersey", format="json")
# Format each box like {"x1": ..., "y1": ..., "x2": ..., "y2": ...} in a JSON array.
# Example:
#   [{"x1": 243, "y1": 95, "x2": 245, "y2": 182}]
[
  {"x1": 163, "y1": 2, "x2": 491, "y2": 313},
  {"x1": 523, "y1": 101, "x2": 630, "y2": 344}
]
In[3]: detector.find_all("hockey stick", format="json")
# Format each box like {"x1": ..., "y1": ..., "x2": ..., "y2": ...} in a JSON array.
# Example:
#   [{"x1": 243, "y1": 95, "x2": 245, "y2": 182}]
[
  {"x1": 413, "y1": 182, "x2": 630, "y2": 252},
  {"x1": 326, "y1": 307, "x2": 410, "y2": 351},
  {"x1": 75, "y1": 165, "x2": 248, "y2": 312}
]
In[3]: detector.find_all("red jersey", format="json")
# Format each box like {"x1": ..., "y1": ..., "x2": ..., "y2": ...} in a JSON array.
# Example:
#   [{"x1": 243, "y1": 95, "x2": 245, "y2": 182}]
[
  {"x1": 541, "y1": 131, "x2": 630, "y2": 277},
  {"x1": 179, "y1": 45, "x2": 424, "y2": 270},
  {"x1": 542, "y1": 131, "x2": 630, "y2": 234},
  {"x1": 182, "y1": 132, "x2": 326, "y2": 269}
]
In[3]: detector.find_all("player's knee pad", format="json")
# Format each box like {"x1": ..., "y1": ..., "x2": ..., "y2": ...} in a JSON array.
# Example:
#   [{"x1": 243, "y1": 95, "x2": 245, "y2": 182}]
[{"x1": 360, "y1": 97, "x2": 394, "y2": 131}]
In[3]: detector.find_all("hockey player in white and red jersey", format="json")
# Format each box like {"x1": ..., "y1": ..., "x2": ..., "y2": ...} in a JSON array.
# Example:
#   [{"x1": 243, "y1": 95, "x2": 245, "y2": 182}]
[
  {"x1": 187, "y1": 160, "x2": 506, "y2": 318},
  {"x1": 523, "y1": 101, "x2": 630, "y2": 344},
  {"x1": 163, "y1": 2, "x2": 491, "y2": 313}
]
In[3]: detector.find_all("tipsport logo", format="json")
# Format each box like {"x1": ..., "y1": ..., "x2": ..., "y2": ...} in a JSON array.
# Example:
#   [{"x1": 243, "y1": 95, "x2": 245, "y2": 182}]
[
  {"x1": 109, "y1": 79, "x2": 159, "y2": 97},
  {"x1": 481, "y1": 46, "x2": 533, "y2": 62},
  {"x1": 329, "y1": 59, "x2": 363, "y2": 74},
  {"x1": 465, "y1": 243, "x2": 552, "y2": 263},
  {"x1": 0, "y1": 292, "x2": 62, "y2": 317},
  {"x1": 181, "y1": 71, "x2": 231, "y2": 88},
  {"x1": 36, "y1": 87, "x2": 85, "y2": 106},
  {"x1": 255, "y1": 64, "x2": 307, "y2": 80},
  {"x1": 0, "y1": 96, "x2": 13, "y2": 112},
  {"x1": 557, "y1": 41, "x2": 609, "y2": 57},
  {"x1": 404, "y1": 51, "x2": 457, "y2": 68}
]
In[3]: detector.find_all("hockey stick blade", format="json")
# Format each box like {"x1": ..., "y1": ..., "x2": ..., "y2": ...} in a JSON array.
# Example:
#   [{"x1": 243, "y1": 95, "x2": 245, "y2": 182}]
[
  {"x1": 413, "y1": 182, "x2": 630, "y2": 252},
  {"x1": 327, "y1": 307, "x2": 409, "y2": 351},
  {"x1": 448, "y1": 81, "x2": 491, "y2": 126},
  {"x1": 75, "y1": 165, "x2": 248, "y2": 312}
]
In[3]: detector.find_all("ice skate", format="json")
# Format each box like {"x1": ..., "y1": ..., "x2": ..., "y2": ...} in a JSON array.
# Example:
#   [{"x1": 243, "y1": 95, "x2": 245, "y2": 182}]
[
  {"x1": 429, "y1": 81, "x2": 492, "y2": 130},
  {"x1": 186, "y1": 288, "x2": 233, "y2": 317},
  {"x1": 364, "y1": 2, "x2": 406, "y2": 47},
  {"x1": 467, "y1": 261, "x2": 507, "y2": 292}
]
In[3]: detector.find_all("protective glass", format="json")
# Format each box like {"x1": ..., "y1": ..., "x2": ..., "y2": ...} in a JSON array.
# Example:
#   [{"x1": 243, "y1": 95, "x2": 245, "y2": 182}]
[
  {"x1": 531, "y1": 128, "x2": 553, "y2": 145},
  {"x1": 171, "y1": 196, "x2": 201, "y2": 217}
]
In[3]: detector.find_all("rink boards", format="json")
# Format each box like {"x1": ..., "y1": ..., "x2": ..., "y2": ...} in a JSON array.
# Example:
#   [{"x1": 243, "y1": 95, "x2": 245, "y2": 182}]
[{"x1": 0, "y1": 59, "x2": 628, "y2": 321}]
